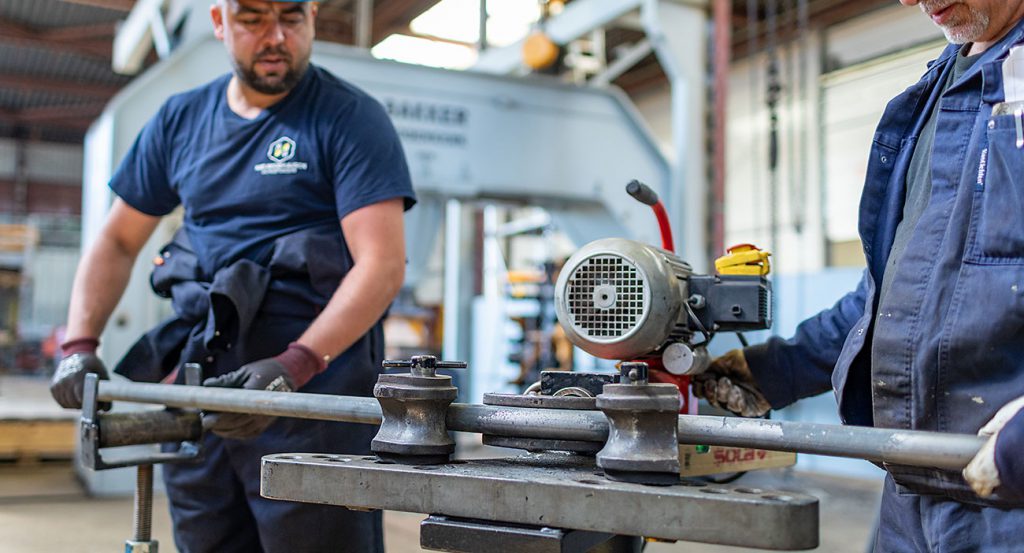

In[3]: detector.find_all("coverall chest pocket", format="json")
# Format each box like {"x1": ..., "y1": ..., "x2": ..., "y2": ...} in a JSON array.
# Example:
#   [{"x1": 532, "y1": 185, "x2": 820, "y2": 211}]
[{"x1": 969, "y1": 115, "x2": 1024, "y2": 262}]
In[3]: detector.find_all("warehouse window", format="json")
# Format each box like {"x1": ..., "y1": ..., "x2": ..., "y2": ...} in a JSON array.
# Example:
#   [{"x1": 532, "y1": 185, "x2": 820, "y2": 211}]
[{"x1": 372, "y1": 0, "x2": 542, "y2": 69}]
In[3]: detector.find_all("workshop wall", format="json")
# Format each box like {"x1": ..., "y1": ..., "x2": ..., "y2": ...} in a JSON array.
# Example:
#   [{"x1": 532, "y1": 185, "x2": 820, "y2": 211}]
[
  {"x1": 0, "y1": 139, "x2": 82, "y2": 215},
  {"x1": 633, "y1": 3, "x2": 943, "y2": 276}
]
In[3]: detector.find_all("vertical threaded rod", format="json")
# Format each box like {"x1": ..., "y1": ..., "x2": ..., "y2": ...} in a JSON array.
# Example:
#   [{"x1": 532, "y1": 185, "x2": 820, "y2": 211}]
[{"x1": 133, "y1": 464, "x2": 154, "y2": 542}]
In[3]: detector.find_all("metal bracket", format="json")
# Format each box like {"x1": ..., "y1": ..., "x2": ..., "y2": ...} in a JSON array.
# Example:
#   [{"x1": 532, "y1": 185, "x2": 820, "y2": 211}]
[
  {"x1": 80, "y1": 365, "x2": 204, "y2": 471},
  {"x1": 596, "y1": 362, "x2": 681, "y2": 484},
  {"x1": 372, "y1": 356, "x2": 462, "y2": 465}
]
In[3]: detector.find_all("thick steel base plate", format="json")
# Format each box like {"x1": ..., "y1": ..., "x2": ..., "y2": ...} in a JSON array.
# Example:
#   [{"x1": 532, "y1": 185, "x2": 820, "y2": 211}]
[{"x1": 261, "y1": 453, "x2": 819, "y2": 550}]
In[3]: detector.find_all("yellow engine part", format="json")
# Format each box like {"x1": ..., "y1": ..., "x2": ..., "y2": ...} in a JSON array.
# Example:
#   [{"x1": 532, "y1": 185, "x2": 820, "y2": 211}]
[
  {"x1": 714, "y1": 244, "x2": 772, "y2": 276},
  {"x1": 523, "y1": 31, "x2": 559, "y2": 70}
]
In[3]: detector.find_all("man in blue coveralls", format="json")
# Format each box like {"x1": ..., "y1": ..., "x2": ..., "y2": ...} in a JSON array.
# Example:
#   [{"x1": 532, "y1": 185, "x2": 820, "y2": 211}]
[
  {"x1": 695, "y1": 0, "x2": 1024, "y2": 550},
  {"x1": 48, "y1": 1, "x2": 415, "y2": 551}
]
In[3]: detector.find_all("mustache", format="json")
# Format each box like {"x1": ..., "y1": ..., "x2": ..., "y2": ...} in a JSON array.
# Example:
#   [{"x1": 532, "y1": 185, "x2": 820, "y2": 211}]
[{"x1": 255, "y1": 46, "x2": 292, "y2": 61}]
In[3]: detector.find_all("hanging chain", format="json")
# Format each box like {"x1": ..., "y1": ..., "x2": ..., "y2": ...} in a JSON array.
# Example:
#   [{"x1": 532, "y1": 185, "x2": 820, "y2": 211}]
[{"x1": 766, "y1": 0, "x2": 781, "y2": 262}]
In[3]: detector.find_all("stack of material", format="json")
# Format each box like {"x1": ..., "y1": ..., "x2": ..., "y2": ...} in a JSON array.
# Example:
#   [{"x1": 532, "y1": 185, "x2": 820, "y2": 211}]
[{"x1": 0, "y1": 375, "x2": 75, "y2": 463}]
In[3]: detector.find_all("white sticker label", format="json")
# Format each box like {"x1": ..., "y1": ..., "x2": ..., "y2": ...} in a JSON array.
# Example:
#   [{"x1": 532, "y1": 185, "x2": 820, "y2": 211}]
[{"x1": 977, "y1": 147, "x2": 989, "y2": 188}]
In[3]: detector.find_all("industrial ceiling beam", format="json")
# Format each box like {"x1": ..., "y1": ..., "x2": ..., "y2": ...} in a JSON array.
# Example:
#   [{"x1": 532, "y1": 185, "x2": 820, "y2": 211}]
[
  {"x1": 113, "y1": 0, "x2": 171, "y2": 75},
  {"x1": 0, "y1": 73, "x2": 121, "y2": 99},
  {"x1": 45, "y1": 22, "x2": 117, "y2": 42},
  {"x1": 0, "y1": 115, "x2": 91, "y2": 135},
  {"x1": 371, "y1": 0, "x2": 437, "y2": 43},
  {"x1": 472, "y1": 0, "x2": 643, "y2": 74},
  {"x1": 0, "y1": 17, "x2": 111, "y2": 61},
  {"x1": 58, "y1": 0, "x2": 135, "y2": 10},
  {"x1": 8, "y1": 103, "x2": 106, "y2": 123}
]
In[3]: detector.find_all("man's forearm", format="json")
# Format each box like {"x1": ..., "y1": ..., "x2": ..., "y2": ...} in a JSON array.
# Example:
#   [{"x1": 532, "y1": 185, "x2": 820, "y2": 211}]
[
  {"x1": 296, "y1": 258, "x2": 404, "y2": 363},
  {"x1": 65, "y1": 234, "x2": 142, "y2": 340}
]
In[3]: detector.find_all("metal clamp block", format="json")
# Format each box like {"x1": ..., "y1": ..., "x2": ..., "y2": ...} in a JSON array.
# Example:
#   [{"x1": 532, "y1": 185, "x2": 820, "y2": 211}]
[
  {"x1": 596, "y1": 362, "x2": 681, "y2": 484},
  {"x1": 81, "y1": 364, "x2": 204, "y2": 471},
  {"x1": 372, "y1": 355, "x2": 462, "y2": 464}
]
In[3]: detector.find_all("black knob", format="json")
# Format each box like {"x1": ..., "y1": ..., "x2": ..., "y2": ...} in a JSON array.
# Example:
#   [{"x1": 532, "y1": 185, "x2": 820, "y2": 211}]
[{"x1": 626, "y1": 180, "x2": 659, "y2": 206}]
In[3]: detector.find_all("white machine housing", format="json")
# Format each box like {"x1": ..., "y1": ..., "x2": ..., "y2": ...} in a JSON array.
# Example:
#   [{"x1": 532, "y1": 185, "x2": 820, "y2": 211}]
[
  {"x1": 555, "y1": 237, "x2": 772, "y2": 368},
  {"x1": 555, "y1": 238, "x2": 693, "y2": 360}
]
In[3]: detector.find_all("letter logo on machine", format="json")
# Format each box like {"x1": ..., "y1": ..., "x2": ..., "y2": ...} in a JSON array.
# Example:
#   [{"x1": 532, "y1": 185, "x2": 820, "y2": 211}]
[{"x1": 255, "y1": 136, "x2": 308, "y2": 175}]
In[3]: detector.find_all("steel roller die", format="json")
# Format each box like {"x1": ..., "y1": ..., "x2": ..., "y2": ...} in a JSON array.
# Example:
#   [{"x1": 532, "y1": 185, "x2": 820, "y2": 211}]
[
  {"x1": 596, "y1": 362, "x2": 681, "y2": 484},
  {"x1": 371, "y1": 355, "x2": 463, "y2": 465}
]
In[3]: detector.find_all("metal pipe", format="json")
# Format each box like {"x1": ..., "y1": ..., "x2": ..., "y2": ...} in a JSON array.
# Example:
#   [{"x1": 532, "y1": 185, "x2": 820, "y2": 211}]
[
  {"x1": 478, "y1": 0, "x2": 488, "y2": 51},
  {"x1": 675, "y1": 416, "x2": 986, "y2": 472},
  {"x1": 711, "y1": 0, "x2": 731, "y2": 259},
  {"x1": 98, "y1": 381, "x2": 383, "y2": 424},
  {"x1": 355, "y1": 0, "x2": 373, "y2": 49},
  {"x1": 96, "y1": 382, "x2": 985, "y2": 470},
  {"x1": 98, "y1": 410, "x2": 202, "y2": 448}
]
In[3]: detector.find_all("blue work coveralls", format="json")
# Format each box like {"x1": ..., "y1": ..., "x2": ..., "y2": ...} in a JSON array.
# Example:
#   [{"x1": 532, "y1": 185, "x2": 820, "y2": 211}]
[
  {"x1": 116, "y1": 227, "x2": 385, "y2": 553},
  {"x1": 745, "y1": 19, "x2": 1024, "y2": 551}
]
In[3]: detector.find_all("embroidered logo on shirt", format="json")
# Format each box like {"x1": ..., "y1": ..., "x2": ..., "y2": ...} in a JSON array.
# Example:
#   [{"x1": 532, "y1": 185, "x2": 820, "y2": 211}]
[{"x1": 254, "y1": 136, "x2": 308, "y2": 175}]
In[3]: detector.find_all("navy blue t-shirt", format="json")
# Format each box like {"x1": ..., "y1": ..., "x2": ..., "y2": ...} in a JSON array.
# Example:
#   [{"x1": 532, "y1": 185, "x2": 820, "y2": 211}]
[{"x1": 110, "y1": 65, "x2": 415, "y2": 279}]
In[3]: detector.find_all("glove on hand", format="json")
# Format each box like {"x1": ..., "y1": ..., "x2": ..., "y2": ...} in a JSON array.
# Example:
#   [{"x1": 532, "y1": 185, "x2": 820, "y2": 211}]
[
  {"x1": 50, "y1": 338, "x2": 110, "y2": 410},
  {"x1": 964, "y1": 395, "x2": 1024, "y2": 498},
  {"x1": 692, "y1": 349, "x2": 771, "y2": 418},
  {"x1": 201, "y1": 343, "x2": 326, "y2": 440}
]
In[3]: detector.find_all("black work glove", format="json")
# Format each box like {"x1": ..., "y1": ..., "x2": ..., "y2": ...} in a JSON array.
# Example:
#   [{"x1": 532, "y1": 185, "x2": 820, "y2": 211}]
[
  {"x1": 202, "y1": 358, "x2": 295, "y2": 440},
  {"x1": 692, "y1": 349, "x2": 771, "y2": 417},
  {"x1": 50, "y1": 338, "x2": 110, "y2": 410}
]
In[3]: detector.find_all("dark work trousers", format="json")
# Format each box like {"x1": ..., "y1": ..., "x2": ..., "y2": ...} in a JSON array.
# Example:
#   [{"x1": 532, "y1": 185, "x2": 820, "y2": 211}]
[
  {"x1": 163, "y1": 418, "x2": 382, "y2": 553},
  {"x1": 873, "y1": 475, "x2": 1024, "y2": 552},
  {"x1": 162, "y1": 315, "x2": 385, "y2": 553}
]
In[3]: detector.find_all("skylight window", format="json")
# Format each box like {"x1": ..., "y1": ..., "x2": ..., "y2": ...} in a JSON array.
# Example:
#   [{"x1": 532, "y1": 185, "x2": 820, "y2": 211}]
[
  {"x1": 411, "y1": 0, "x2": 541, "y2": 47},
  {"x1": 371, "y1": 34, "x2": 479, "y2": 70},
  {"x1": 371, "y1": 0, "x2": 542, "y2": 69}
]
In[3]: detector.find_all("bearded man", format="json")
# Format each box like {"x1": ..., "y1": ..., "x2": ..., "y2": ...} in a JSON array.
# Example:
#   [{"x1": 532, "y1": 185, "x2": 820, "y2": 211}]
[{"x1": 49, "y1": 1, "x2": 414, "y2": 551}]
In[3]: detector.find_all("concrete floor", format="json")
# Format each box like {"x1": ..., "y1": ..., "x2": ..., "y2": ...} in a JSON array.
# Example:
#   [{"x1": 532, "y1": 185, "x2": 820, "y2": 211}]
[{"x1": 0, "y1": 462, "x2": 881, "y2": 552}]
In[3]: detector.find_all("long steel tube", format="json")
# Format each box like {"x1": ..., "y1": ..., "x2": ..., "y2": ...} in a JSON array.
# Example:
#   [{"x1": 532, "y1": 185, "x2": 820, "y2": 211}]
[{"x1": 96, "y1": 381, "x2": 985, "y2": 470}]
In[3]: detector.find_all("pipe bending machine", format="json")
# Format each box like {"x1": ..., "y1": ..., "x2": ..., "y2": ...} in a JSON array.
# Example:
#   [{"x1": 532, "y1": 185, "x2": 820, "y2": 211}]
[
  {"x1": 74, "y1": 4, "x2": 973, "y2": 550},
  {"x1": 80, "y1": 187, "x2": 986, "y2": 551}
]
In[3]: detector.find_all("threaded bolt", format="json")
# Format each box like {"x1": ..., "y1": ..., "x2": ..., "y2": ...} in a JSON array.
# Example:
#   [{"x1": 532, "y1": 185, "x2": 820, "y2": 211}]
[{"x1": 133, "y1": 465, "x2": 154, "y2": 542}]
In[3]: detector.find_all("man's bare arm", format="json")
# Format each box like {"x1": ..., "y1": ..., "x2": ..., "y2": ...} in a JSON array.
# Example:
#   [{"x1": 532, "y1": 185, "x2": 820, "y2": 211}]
[
  {"x1": 66, "y1": 198, "x2": 162, "y2": 340},
  {"x1": 296, "y1": 198, "x2": 407, "y2": 361}
]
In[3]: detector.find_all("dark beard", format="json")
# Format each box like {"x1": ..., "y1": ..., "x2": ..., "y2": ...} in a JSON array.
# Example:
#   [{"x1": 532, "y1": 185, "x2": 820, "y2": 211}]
[{"x1": 234, "y1": 49, "x2": 309, "y2": 95}]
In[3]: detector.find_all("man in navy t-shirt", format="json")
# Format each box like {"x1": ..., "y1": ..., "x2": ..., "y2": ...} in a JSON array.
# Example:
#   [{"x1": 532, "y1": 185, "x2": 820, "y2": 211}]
[{"x1": 49, "y1": 1, "x2": 415, "y2": 551}]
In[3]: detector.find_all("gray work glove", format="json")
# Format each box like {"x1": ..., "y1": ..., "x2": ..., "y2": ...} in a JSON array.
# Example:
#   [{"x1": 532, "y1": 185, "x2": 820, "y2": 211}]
[
  {"x1": 50, "y1": 352, "x2": 110, "y2": 410},
  {"x1": 202, "y1": 358, "x2": 294, "y2": 440},
  {"x1": 692, "y1": 349, "x2": 771, "y2": 417}
]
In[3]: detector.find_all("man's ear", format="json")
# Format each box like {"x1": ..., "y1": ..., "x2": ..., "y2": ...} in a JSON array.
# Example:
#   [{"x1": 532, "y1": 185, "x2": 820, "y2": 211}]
[{"x1": 210, "y1": 3, "x2": 225, "y2": 41}]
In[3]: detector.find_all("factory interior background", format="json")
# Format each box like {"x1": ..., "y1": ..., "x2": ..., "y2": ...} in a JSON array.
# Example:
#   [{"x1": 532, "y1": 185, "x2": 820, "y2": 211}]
[{"x1": 0, "y1": 0, "x2": 961, "y2": 551}]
